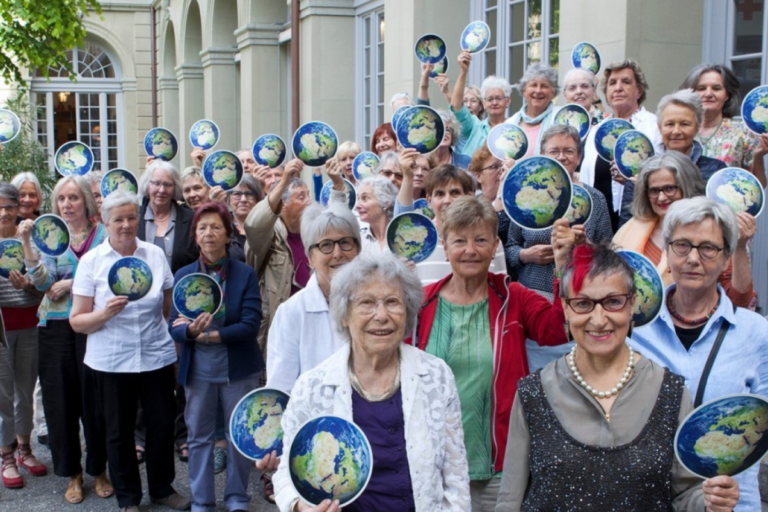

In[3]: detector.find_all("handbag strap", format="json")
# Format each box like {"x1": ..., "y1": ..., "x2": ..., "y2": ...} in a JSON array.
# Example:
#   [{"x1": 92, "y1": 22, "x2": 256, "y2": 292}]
[{"x1": 693, "y1": 306, "x2": 736, "y2": 408}]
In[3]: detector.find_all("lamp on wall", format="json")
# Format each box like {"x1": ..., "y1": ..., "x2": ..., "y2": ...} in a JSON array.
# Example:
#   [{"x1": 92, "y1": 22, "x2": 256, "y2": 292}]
[
  {"x1": 379, "y1": 17, "x2": 385, "y2": 41},
  {"x1": 58, "y1": 92, "x2": 70, "y2": 103}
]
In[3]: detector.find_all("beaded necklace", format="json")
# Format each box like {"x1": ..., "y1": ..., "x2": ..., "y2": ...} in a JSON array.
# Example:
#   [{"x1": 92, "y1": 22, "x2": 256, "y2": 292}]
[{"x1": 667, "y1": 289, "x2": 720, "y2": 326}]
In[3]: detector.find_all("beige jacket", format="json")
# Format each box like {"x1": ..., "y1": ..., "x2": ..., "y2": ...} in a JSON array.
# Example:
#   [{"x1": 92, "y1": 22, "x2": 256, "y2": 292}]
[{"x1": 244, "y1": 199, "x2": 300, "y2": 362}]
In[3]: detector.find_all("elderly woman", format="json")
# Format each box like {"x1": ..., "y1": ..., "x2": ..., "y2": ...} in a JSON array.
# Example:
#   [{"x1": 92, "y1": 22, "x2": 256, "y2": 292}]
[
  {"x1": 69, "y1": 192, "x2": 190, "y2": 512},
  {"x1": 619, "y1": 90, "x2": 727, "y2": 225},
  {"x1": 451, "y1": 51, "x2": 512, "y2": 157},
  {"x1": 180, "y1": 166, "x2": 211, "y2": 210},
  {"x1": 228, "y1": 173, "x2": 263, "y2": 263},
  {"x1": 354, "y1": 176, "x2": 397, "y2": 255},
  {"x1": 10, "y1": 172, "x2": 42, "y2": 221},
  {"x1": 497, "y1": 242, "x2": 740, "y2": 511},
  {"x1": 410, "y1": 197, "x2": 571, "y2": 511},
  {"x1": 274, "y1": 253, "x2": 471, "y2": 512},
  {"x1": 336, "y1": 141, "x2": 362, "y2": 185},
  {"x1": 430, "y1": 109, "x2": 471, "y2": 170},
  {"x1": 614, "y1": 152, "x2": 754, "y2": 308},
  {"x1": 236, "y1": 148, "x2": 257, "y2": 177},
  {"x1": 376, "y1": 151, "x2": 404, "y2": 189},
  {"x1": 83, "y1": 171, "x2": 104, "y2": 223},
  {"x1": 371, "y1": 123, "x2": 397, "y2": 156},
  {"x1": 19, "y1": 176, "x2": 110, "y2": 503},
  {"x1": 506, "y1": 63, "x2": 560, "y2": 156},
  {"x1": 0, "y1": 184, "x2": 45, "y2": 489},
  {"x1": 631, "y1": 197, "x2": 767, "y2": 511},
  {"x1": 581, "y1": 59, "x2": 663, "y2": 232},
  {"x1": 267, "y1": 203, "x2": 361, "y2": 394},
  {"x1": 464, "y1": 84, "x2": 485, "y2": 120},
  {"x1": 682, "y1": 64, "x2": 768, "y2": 187},
  {"x1": 562, "y1": 68, "x2": 609, "y2": 126},
  {"x1": 169, "y1": 201, "x2": 263, "y2": 512}
]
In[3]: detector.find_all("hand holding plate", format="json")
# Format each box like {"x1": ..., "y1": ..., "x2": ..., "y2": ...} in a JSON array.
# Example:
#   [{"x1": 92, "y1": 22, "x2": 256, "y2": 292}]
[
  {"x1": 610, "y1": 161, "x2": 627, "y2": 185},
  {"x1": 284, "y1": 158, "x2": 304, "y2": 181},
  {"x1": 209, "y1": 186, "x2": 227, "y2": 204},
  {"x1": 254, "y1": 165, "x2": 271, "y2": 185},
  {"x1": 296, "y1": 500, "x2": 341, "y2": 512},
  {"x1": 103, "y1": 295, "x2": 130, "y2": 320},
  {"x1": 254, "y1": 450, "x2": 280, "y2": 472},
  {"x1": 18, "y1": 219, "x2": 33, "y2": 241},
  {"x1": 191, "y1": 147, "x2": 206, "y2": 168},
  {"x1": 551, "y1": 218, "x2": 576, "y2": 271},
  {"x1": 187, "y1": 312, "x2": 213, "y2": 339},
  {"x1": 736, "y1": 212, "x2": 757, "y2": 247},
  {"x1": 755, "y1": 133, "x2": 768, "y2": 159},
  {"x1": 434, "y1": 74, "x2": 450, "y2": 95},
  {"x1": 457, "y1": 50, "x2": 472, "y2": 74},
  {"x1": 325, "y1": 159, "x2": 345, "y2": 191},
  {"x1": 146, "y1": 156, "x2": 156, "y2": 168},
  {"x1": 398, "y1": 148, "x2": 419, "y2": 179},
  {"x1": 702, "y1": 476, "x2": 739, "y2": 512}
]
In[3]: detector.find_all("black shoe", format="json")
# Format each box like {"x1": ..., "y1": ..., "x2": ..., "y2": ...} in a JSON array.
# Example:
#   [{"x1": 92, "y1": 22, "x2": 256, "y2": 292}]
[
  {"x1": 9, "y1": 439, "x2": 17, "y2": 452},
  {"x1": 37, "y1": 435, "x2": 48, "y2": 447}
]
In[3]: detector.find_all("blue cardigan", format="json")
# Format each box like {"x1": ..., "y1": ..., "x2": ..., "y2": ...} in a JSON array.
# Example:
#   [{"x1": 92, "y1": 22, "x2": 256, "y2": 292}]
[{"x1": 170, "y1": 258, "x2": 264, "y2": 386}]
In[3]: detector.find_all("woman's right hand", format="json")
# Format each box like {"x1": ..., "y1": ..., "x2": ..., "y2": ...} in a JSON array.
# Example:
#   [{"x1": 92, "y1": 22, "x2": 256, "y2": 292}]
[
  {"x1": 703, "y1": 475, "x2": 739, "y2": 511},
  {"x1": 186, "y1": 312, "x2": 213, "y2": 339},
  {"x1": 18, "y1": 219, "x2": 34, "y2": 241},
  {"x1": 103, "y1": 296, "x2": 129, "y2": 320},
  {"x1": 284, "y1": 159, "x2": 305, "y2": 181},
  {"x1": 457, "y1": 50, "x2": 471, "y2": 74},
  {"x1": 254, "y1": 450, "x2": 280, "y2": 472},
  {"x1": 296, "y1": 499, "x2": 341, "y2": 512},
  {"x1": 398, "y1": 148, "x2": 419, "y2": 178},
  {"x1": 191, "y1": 147, "x2": 206, "y2": 168},
  {"x1": 46, "y1": 279, "x2": 72, "y2": 300}
]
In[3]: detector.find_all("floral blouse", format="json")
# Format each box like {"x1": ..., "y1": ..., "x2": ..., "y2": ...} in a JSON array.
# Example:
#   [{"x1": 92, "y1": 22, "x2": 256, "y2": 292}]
[{"x1": 696, "y1": 117, "x2": 759, "y2": 169}]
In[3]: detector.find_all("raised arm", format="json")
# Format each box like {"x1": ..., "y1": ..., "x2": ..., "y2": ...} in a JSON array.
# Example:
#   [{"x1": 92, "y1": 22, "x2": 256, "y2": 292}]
[
  {"x1": 450, "y1": 51, "x2": 472, "y2": 113},
  {"x1": 417, "y1": 63, "x2": 434, "y2": 105},
  {"x1": 397, "y1": 148, "x2": 419, "y2": 210}
]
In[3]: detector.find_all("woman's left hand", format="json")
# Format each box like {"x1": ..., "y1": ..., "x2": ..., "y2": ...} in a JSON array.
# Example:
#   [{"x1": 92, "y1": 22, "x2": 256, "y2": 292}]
[
  {"x1": 8, "y1": 270, "x2": 32, "y2": 291},
  {"x1": 551, "y1": 218, "x2": 576, "y2": 272},
  {"x1": 172, "y1": 316, "x2": 191, "y2": 328},
  {"x1": 46, "y1": 279, "x2": 72, "y2": 300},
  {"x1": 209, "y1": 186, "x2": 227, "y2": 203},
  {"x1": 254, "y1": 450, "x2": 280, "y2": 472},
  {"x1": 703, "y1": 475, "x2": 739, "y2": 512},
  {"x1": 754, "y1": 133, "x2": 768, "y2": 158},
  {"x1": 187, "y1": 312, "x2": 213, "y2": 339},
  {"x1": 610, "y1": 161, "x2": 627, "y2": 185},
  {"x1": 735, "y1": 212, "x2": 756, "y2": 247}
]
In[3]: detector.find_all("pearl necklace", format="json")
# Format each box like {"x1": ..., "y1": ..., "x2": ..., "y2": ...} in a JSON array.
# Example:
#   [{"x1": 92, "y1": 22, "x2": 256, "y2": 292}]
[{"x1": 568, "y1": 343, "x2": 635, "y2": 399}]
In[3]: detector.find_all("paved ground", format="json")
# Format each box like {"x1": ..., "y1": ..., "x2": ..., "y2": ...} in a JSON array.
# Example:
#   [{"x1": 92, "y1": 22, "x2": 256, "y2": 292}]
[{"x1": 0, "y1": 436, "x2": 279, "y2": 511}]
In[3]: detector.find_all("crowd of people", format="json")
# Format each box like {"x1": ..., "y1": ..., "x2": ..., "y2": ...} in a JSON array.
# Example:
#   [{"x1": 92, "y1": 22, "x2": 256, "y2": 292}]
[{"x1": 0, "y1": 47, "x2": 766, "y2": 512}]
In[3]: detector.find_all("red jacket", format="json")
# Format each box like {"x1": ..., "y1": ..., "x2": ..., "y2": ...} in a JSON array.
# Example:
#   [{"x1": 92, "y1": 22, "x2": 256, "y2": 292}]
[{"x1": 409, "y1": 271, "x2": 567, "y2": 474}]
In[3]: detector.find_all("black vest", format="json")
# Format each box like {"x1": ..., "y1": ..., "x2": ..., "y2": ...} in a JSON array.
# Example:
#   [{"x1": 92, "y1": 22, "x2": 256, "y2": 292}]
[{"x1": 518, "y1": 368, "x2": 684, "y2": 511}]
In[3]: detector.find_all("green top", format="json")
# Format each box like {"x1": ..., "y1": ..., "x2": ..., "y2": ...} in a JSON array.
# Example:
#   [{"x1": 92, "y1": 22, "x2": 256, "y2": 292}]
[{"x1": 425, "y1": 296, "x2": 498, "y2": 480}]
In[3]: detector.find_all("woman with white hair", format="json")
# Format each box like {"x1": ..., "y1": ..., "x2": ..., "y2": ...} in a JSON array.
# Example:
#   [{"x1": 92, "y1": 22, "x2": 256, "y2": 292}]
[
  {"x1": 631, "y1": 197, "x2": 768, "y2": 512},
  {"x1": 18, "y1": 176, "x2": 111, "y2": 503},
  {"x1": 355, "y1": 175, "x2": 398, "y2": 254},
  {"x1": 376, "y1": 151, "x2": 404, "y2": 189},
  {"x1": 450, "y1": 50, "x2": 512, "y2": 158},
  {"x1": 506, "y1": 63, "x2": 560, "y2": 156},
  {"x1": 430, "y1": 109, "x2": 471, "y2": 170},
  {"x1": 10, "y1": 172, "x2": 43, "y2": 221},
  {"x1": 561, "y1": 68, "x2": 608, "y2": 126}
]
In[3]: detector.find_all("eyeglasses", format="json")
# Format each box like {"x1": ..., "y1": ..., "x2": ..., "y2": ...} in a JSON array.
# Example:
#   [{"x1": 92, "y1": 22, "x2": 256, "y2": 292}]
[
  {"x1": 481, "y1": 163, "x2": 504, "y2": 172},
  {"x1": 545, "y1": 148, "x2": 579, "y2": 158},
  {"x1": 382, "y1": 170, "x2": 404, "y2": 180},
  {"x1": 668, "y1": 240, "x2": 724, "y2": 260},
  {"x1": 0, "y1": 204, "x2": 19, "y2": 211},
  {"x1": 309, "y1": 237, "x2": 358, "y2": 255},
  {"x1": 351, "y1": 295, "x2": 406, "y2": 314},
  {"x1": 564, "y1": 293, "x2": 632, "y2": 314},
  {"x1": 149, "y1": 180, "x2": 174, "y2": 190},
  {"x1": 229, "y1": 191, "x2": 257, "y2": 201},
  {"x1": 484, "y1": 96, "x2": 507, "y2": 104},
  {"x1": 647, "y1": 185, "x2": 679, "y2": 198}
]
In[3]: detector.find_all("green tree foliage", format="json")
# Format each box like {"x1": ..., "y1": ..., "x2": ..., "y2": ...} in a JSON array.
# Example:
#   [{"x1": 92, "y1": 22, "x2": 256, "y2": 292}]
[
  {"x1": 0, "y1": 95, "x2": 57, "y2": 209},
  {"x1": 0, "y1": 0, "x2": 102, "y2": 86}
]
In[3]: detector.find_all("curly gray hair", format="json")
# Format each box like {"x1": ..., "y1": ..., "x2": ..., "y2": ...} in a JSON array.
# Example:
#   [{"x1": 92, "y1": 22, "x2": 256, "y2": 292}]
[
  {"x1": 517, "y1": 63, "x2": 560, "y2": 97},
  {"x1": 481, "y1": 75, "x2": 513, "y2": 99},
  {"x1": 358, "y1": 176, "x2": 398, "y2": 219},
  {"x1": 300, "y1": 202, "x2": 361, "y2": 255},
  {"x1": 437, "y1": 109, "x2": 461, "y2": 149}
]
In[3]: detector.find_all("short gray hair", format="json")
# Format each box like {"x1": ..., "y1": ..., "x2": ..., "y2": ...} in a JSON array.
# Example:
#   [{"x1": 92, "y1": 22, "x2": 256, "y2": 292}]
[
  {"x1": 631, "y1": 152, "x2": 705, "y2": 221},
  {"x1": 180, "y1": 166, "x2": 207, "y2": 186},
  {"x1": 656, "y1": 89, "x2": 703, "y2": 128},
  {"x1": 662, "y1": 197, "x2": 739, "y2": 257},
  {"x1": 236, "y1": 173, "x2": 264, "y2": 202},
  {"x1": 481, "y1": 75, "x2": 513, "y2": 99},
  {"x1": 329, "y1": 253, "x2": 424, "y2": 343},
  {"x1": 358, "y1": 176, "x2": 398, "y2": 219},
  {"x1": 52, "y1": 176, "x2": 98, "y2": 219},
  {"x1": 540, "y1": 125, "x2": 583, "y2": 157},
  {"x1": 376, "y1": 151, "x2": 401, "y2": 174},
  {"x1": 437, "y1": 109, "x2": 461, "y2": 149},
  {"x1": 275, "y1": 178, "x2": 307, "y2": 204},
  {"x1": 139, "y1": 160, "x2": 183, "y2": 202},
  {"x1": 0, "y1": 183, "x2": 19, "y2": 203},
  {"x1": 11, "y1": 173, "x2": 43, "y2": 204},
  {"x1": 563, "y1": 68, "x2": 597, "y2": 90},
  {"x1": 389, "y1": 92, "x2": 413, "y2": 108},
  {"x1": 300, "y1": 202, "x2": 361, "y2": 255},
  {"x1": 83, "y1": 171, "x2": 103, "y2": 187},
  {"x1": 517, "y1": 63, "x2": 560, "y2": 96},
  {"x1": 101, "y1": 192, "x2": 140, "y2": 224},
  {"x1": 559, "y1": 243, "x2": 636, "y2": 298}
]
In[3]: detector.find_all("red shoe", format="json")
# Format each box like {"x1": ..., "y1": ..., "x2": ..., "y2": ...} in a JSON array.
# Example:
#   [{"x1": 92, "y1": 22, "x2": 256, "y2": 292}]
[
  {"x1": 1, "y1": 450, "x2": 23, "y2": 488},
  {"x1": 16, "y1": 443, "x2": 47, "y2": 477}
]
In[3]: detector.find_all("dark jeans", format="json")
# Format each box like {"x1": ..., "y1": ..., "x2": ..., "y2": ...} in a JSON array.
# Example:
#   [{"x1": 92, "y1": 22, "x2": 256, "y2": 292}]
[
  {"x1": 38, "y1": 320, "x2": 107, "y2": 477},
  {"x1": 135, "y1": 382, "x2": 188, "y2": 450},
  {"x1": 94, "y1": 364, "x2": 177, "y2": 508}
]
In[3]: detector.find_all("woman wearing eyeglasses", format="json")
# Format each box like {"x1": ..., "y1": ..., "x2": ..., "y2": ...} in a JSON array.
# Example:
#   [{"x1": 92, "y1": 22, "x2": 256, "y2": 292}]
[
  {"x1": 613, "y1": 152, "x2": 755, "y2": 308},
  {"x1": 630, "y1": 197, "x2": 767, "y2": 512},
  {"x1": 227, "y1": 174, "x2": 263, "y2": 263},
  {"x1": 496, "y1": 242, "x2": 740, "y2": 511}
]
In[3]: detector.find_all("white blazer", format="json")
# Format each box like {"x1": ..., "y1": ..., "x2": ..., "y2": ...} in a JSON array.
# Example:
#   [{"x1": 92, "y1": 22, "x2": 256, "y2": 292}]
[{"x1": 273, "y1": 343, "x2": 471, "y2": 512}]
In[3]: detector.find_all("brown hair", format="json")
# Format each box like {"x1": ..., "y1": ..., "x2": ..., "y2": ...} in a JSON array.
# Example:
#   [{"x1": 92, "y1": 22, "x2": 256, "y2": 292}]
[
  {"x1": 600, "y1": 59, "x2": 650, "y2": 106},
  {"x1": 424, "y1": 164, "x2": 475, "y2": 197}
]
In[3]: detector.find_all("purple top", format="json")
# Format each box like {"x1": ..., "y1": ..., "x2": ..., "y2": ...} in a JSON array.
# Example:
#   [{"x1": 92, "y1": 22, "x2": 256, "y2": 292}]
[
  {"x1": 348, "y1": 387, "x2": 415, "y2": 512},
  {"x1": 286, "y1": 231, "x2": 309, "y2": 296}
]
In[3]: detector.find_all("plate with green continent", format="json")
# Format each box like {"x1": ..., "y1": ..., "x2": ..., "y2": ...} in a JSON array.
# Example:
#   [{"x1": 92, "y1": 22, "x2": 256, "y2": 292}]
[
  {"x1": 0, "y1": 239, "x2": 25, "y2": 278},
  {"x1": 289, "y1": 415, "x2": 372, "y2": 507},
  {"x1": 571, "y1": 41, "x2": 601, "y2": 75},
  {"x1": 616, "y1": 250, "x2": 663, "y2": 328},
  {"x1": 101, "y1": 168, "x2": 139, "y2": 198},
  {"x1": 741, "y1": 85, "x2": 768, "y2": 135},
  {"x1": 706, "y1": 167, "x2": 764, "y2": 218},
  {"x1": 202, "y1": 150, "x2": 244, "y2": 191},
  {"x1": 252, "y1": 134, "x2": 287, "y2": 168},
  {"x1": 614, "y1": 130, "x2": 655, "y2": 178},
  {"x1": 675, "y1": 394, "x2": 768, "y2": 479},
  {"x1": 0, "y1": 109, "x2": 21, "y2": 144},
  {"x1": 32, "y1": 214, "x2": 70, "y2": 258},
  {"x1": 395, "y1": 105, "x2": 445, "y2": 155},
  {"x1": 230, "y1": 387, "x2": 290, "y2": 461},
  {"x1": 501, "y1": 156, "x2": 573, "y2": 231},
  {"x1": 108, "y1": 256, "x2": 153, "y2": 301},
  {"x1": 593, "y1": 118, "x2": 634, "y2": 162},
  {"x1": 564, "y1": 184, "x2": 592, "y2": 227},
  {"x1": 386, "y1": 212, "x2": 438, "y2": 263},
  {"x1": 414, "y1": 34, "x2": 447, "y2": 65},
  {"x1": 189, "y1": 119, "x2": 220, "y2": 151},
  {"x1": 54, "y1": 141, "x2": 95, "y2": 176},
  {"x1": 144, "y1": 128, "x2": 178, "y2": 161},
  {"x1": 292, "y1": 121, "x2": 339, "y2": 167},
  {"x1": 173, "y1": 273, "x2": 223, "y2": 320}
]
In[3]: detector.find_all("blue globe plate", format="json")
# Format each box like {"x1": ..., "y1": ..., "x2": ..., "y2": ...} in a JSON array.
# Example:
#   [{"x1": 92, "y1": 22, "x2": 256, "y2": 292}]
[
  {"x1": 144, "y1": 128, "x2": 178, "y2": 161},
  {"x1": 0, "y1": 109, "x2": 21, "y2": 144},
  {"x1": 553, "y1": 104, "x2": 591, "y2": 140},
  {"x1": 460, "y1": 21, "x2": 491, "y2": 53},
  {"x1": 414, "y1": 34, "x2": 447, "y2": 65},
  {"x1": 352, "y1": 152, "x2": 380, "y2": 181},
  {"x1": 487, "y1": 123, "x2": 529, "y2": 161},
  {"x1": 292, "y1": 121, "x2": 338, "y2": 167},
  {"x1": 571, "y1": 41, "x2": 601, "y2": 74},
  {"x1": 706, "y1": 167, "x2": 765, "y2": 218},
  {"x1": 289, "y1": 415, "x2": 372, "y2": 507},
  {"x1": 429, "y1": 56, "x2": 449, "y2": 80},
  {"x1": 391, "y1": 106, "x2": 411, "y2": 133},
  {"x1": 675, "y1": 394, "x2": 768, "y2": 479},
  {"x1": 108, "y1": 256, "x2": 153, "y2": 301},
  {"x1": 252, "y1": 134, "x2": 287, "y2": 168},
  {"x1": 189, "y1": 119, "x2": 220, "y2": 151},
  {"x1": 202, "y1": 150, "x2": 244, "y2": 191},
  {"x1": 741, "y1": 85, "x2": 768, "y2": 135},
  {"x1": 616, "y1": 250, "x2": 663, "y2": 328},
  {"x1": 593, "y1": 118, "x2": 634, "y2": 162},
  {"x1": 0, "y1": 239, "x2": 25, "y2": 278},
  {"x1": 395, "y1": 106, "x2": 445, "y2": 155},
  {"x1": 32, "y1": 214, "x2": 70, "y2": 258},
  {"x1": 101, "y1": 168, "x2": 139, "y2": 198},
  {"x1": 230, "y1": 387, "x2": 290, "y2": 461},
  {"x1": 173, "y1": 273, "x2": 223, "y2": 320},
  {"x1": 501, "y1": 156, "x2": 573, "y2": 231},
  {"x1": 320, "y1": 179, "x2": 357, "y2": 210},
  {"x1": 564, "y1": 184, "x2": 592, "y2": 227},
  {"x1": 386, "y1": 212, "x2": 438, "y2": 263},
  {"x1": 414, "y1": 198, "x2": 435, "y2": 220},
  {"x1": 614, "y1": 130, "x2": 655, "y2": 178},
  {"x1": 54, "y1": 141, "x2": 94, "y2": 176}
]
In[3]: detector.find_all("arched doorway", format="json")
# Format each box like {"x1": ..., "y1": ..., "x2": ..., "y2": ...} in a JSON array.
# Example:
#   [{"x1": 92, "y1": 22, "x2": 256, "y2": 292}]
[{"x1": 31, "y1": 41, "x2": 124, "y2": 172}]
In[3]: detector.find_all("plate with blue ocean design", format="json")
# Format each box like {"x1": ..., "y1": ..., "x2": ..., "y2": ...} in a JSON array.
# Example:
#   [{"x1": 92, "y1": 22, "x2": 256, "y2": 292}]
[
  {"x1": 320, "y1": 179, "x2": 357, "y2": 210},
  {"x1": 101, "y1": 168, "x2": 139, "y2": 198},
  {"x1": 173, "y1": 273, "x2": 223, "y2": 320},
  {"x1": 54, "y1": 141, "x2": 94, "y2": 176},
  {"x1": 108, "y1": 256, "x2": 153, "y2": 301},
  {"x1": 386, "y1": 212, "x2": 438, "y2": 263},
  {"x1": 230, "y1": 387, "x2": 290, "y2": 461},
  {"x1": 144, "y1": 128, "x2": 178, "y2": 161},
  {"x1": 460, "y1": 21, "x2": 491, "y2": 53},
  {"x1": 32, "y1": 214, "x2": 70, "y2": 258},
  {"x1": 189, "y1": 119, "x2": 220, "y2": 151}
]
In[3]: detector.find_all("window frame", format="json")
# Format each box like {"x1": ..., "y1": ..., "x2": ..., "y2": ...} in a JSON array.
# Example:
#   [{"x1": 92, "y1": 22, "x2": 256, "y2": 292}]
[{"x1": 355, "y1": 1, "x2": 385, "y2": 150}]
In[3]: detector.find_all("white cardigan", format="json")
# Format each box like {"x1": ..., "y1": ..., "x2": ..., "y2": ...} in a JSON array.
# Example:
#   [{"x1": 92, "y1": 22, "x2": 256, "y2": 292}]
[
  {"x1": 266, "y1": 273, "x2": 346, "y2": 394},
  {"x1": 273, "y1": 343, "x2": 471, "y2": 512}
]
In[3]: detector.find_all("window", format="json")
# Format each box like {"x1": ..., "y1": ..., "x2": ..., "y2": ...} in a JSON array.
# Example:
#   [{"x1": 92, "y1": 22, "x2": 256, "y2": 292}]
[
  {"x1": 356, "y1": 7, "x2": 385, "y2": 150},
  {"x1": 480, "y1": 0, "x2": 560, "y2": 112}
]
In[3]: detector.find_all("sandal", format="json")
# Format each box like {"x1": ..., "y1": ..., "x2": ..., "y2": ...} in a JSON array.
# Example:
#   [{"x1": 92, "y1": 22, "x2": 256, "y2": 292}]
[
  {"x1": 16, "y1": 443, "x2": 47, "y2": 476},
  {"x1": 136, "y1": 446, "x2": 145, "y2": 465},
  {"x1": 65, "y1": 473, "x2": 84, "y2": 504},
  {"x1": 94, "y1": 471, "x2": 114, "y2": 498},
  {"x1": 1, "y1": 450, "x2": 22, "y2": 488},
  {"x1": 176, "y1": 444, "x2": 189, "y2": 463},
  {"x1": 260, "y1": 473, "x2": 276, "y2": 504}
]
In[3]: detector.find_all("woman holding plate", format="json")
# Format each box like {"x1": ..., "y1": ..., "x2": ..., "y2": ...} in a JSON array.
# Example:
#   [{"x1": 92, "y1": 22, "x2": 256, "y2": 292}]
[
  {"x1": 69, "y1": 191, "x2": 190, "y2": 512},
  {"x1": 630, "y1": 197, "x2": 768, "y2": 511},
  {"x1": 496, "y1": 242, "x2": 740, "y2": 511},
  {"x1": 0, "y1": 183, "x2": 46, "y2": 489},
  {"x1": 11, "y1": 172, "x2": 43, "y2": 222},
  {"x1": 169, "y1": 201, "x2": 264, "y2": 512},
  {"x1": 18, "y1": 175, "x2": 111, "y2": 504},
  {"x1": 273, "y1": 253, "x2": 471, "y2": 512},
  {"x1": 562, "y1": 68, "x2": 609, "y2": 126},
  {"x1": 505, "y1": 63, "x2": 560, "y2": 157}
]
